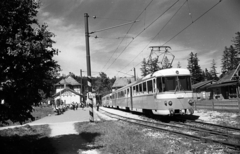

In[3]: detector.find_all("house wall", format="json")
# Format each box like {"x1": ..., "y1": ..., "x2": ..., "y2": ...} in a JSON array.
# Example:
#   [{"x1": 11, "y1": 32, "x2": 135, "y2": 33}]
[
  {"x1": 54, "y1": 91, "x2": 81, "y2": 104},
  {"x1": 56, "y1": 85, "x2": 81, "y2": 94},
  {"x1": 74, "y1": 86, "x2": 81, "y2": 94}
]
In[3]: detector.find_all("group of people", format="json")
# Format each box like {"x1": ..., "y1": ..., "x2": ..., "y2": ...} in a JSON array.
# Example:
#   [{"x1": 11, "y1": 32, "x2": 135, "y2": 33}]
[{"x1": 51, "y1": 100, "x2": 85, "y2": 115}]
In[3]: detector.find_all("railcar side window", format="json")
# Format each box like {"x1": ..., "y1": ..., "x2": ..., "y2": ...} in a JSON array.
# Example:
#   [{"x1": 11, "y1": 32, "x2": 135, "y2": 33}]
[
  {"x1": 133, "y1": 86, "x2": 136, "y2": 95},
  {"x1": 143, "y1": 82, "x2": 147, "y2": 93},
  {"x1": 153, "y1": 79, "x2": 156, "y2": 93},
  {"x1": 147, "y1": 80, "x2": 153, "y2": 93},
  {"x1": 157, "y1": 77, "x2": 162, "y2": 93},
  {"x1": 139, "y1": 83, "x2": 142, "y2": 93},
  {"x1": 136, "y1": 85, "x2": 139, "y2": 94}
]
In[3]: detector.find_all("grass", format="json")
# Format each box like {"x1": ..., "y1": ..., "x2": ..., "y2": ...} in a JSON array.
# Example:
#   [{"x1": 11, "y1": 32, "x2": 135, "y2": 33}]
[
  {"x1": 74, "y1": 121, "x2": 227, "y2": 154},
  {"x1": 0, "y1": 124, "x2": 55, "y2": 154},
  {"x1": 31, "y1": 105, "x2": 54, "y2": 120},
  {"x1": 0, "y1": 105, "x2": 54, "y2": 127}
]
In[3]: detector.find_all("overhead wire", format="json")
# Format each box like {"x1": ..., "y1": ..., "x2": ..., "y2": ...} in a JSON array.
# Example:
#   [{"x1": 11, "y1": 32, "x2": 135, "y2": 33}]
[
  {"x1": 186, "y1": 0, "x2": 193, "y2": 23},
  {"x1": 117, "y1": 0, "x2": 186, "y2": 75},
  {"x1": 106, "y1": 0, "x2": 180, "y2": 71},
  {"x1": 90, "y1": 16, "x2": 135, "y2": 22},
  {"x1": 124, "y1": 0, "x2": 222, "y2": 74},
  {"x1": 162, "y1": 0, "x2": 222, "y2": 45},
  {"x1": 100, "y1": 0, "x2": 154, "y2": 71}
]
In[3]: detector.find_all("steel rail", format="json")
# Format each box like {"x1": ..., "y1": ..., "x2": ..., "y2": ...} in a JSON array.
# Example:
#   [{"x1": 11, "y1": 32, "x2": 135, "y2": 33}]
[
  {"x1": 101, "y1": 108, "x2": 239, "y2": 138},
  {"x1": 99, "y1": 108, "x2": 240, "y2": 151},
  {"x1": 182, "y1": 119, "x2": 240, "y2": 132}
]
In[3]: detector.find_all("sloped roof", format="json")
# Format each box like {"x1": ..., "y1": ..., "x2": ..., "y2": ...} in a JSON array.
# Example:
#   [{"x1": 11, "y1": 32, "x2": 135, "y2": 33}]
[
  {"x1": 55, "y1": 75, "x2": 81, "y2": 86},
  {"x1": 207, "y1": 63, "x2": 240, "y2": 88},
  {"x1": 216, "y1": 70, "x2": 235, "y2": 84},
  {"x1": 112, "y1": 77, "x2": 135, "y2": 88},
  {"x1": 192, "y1": 80, "x2": 215, "y2": 90},
  {"x1": 52, "y1": 88, "x2": 82, "y2": 98}
]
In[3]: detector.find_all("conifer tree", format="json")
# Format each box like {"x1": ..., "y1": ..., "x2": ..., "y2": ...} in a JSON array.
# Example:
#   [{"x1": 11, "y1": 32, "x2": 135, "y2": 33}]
[
  {"x1": 205, "y1": 68, "x2": 212, "y2": 80},
  {"x1": 140, "y1": 58, "x2": 149, "y2": 77},
  {"x1": 221, "y1": 46, "x2": 230, "y2": 73},
  {"x1": 232, "y1": 32, "x2": 240, "y2": 54},
  {"x1": 187, "y1": 52, "x2": 203, "y2": 84},
  {"x1": 210, "y1": 59, "x2": 219, "y2": 80},
  {"x1": 147, "y1": 57, "x2": 160, "y2": 74},
  {"x1": 162, "y1": 56, "x2": 172, "y2": 69}
]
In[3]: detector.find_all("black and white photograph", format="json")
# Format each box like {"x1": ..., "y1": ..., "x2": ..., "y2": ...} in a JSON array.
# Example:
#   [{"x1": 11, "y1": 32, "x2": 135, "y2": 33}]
[{"x1": 0, "y1": 0, "x2": 240, "y2": 153}]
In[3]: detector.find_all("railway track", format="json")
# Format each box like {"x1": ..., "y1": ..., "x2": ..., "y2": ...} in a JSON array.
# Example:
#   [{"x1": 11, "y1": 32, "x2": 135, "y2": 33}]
[{"x1": 99, "y1": 108, "x2": 240, "y2": 152}]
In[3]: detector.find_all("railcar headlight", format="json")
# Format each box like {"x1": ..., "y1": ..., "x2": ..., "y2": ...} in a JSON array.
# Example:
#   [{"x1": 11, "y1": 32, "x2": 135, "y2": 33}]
[
  {"x1": 164, "y1": 101, "x2": 167, "y2": 106},
  {"x1": 188, "y1": 99, "x2": 193, "y2": 106},
  {"x1": 168, "y1": 101, "x2": 172, "y2": 106}
]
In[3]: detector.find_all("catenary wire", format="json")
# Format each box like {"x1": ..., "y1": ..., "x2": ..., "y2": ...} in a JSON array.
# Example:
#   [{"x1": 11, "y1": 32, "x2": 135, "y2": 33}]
[
  {"x1": 116, "y1": 0, "x2": 186, "y2": 76},
  {"x1": 105, "y1": 0, "x2": 180, "y2": 71},
  {"x1": 101, "y1": 0, "x2": 154, "y2": 71},
  {"x1": 124, "y1": 0, "x2": 222, "y2": 74}
]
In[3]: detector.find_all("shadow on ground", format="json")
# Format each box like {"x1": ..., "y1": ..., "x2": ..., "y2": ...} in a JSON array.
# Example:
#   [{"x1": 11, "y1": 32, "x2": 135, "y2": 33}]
[{"x1": 0, "y1": 132, "x2": 103, "y2": 154}]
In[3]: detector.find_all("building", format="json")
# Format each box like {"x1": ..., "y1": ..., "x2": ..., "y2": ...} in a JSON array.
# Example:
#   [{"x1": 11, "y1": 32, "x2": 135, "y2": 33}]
[
  {"x1": 195, "y1": 63, "x2": 240, "y2": 100},
  {"x1": 192, "y1": 80, "x2": 216, "y2": 100},
  {"x1": 52, "y1": 74, "x2": 83, "y2": 104},
  {"x1": 207, "y1": 69, "x2": 239, "y2": 99},
  {"x1": 112, "y1": 77, "x2": 135, "y2": 91}
]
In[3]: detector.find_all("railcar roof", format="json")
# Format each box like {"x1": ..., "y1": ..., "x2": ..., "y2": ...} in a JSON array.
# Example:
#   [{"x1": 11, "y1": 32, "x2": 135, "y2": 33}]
[
  {"x1": 143, "y1": 68, "x2": 190, "y2": 79},
  {"x1": 113, "y1": 68, "x2": 190, "y2": 92}
]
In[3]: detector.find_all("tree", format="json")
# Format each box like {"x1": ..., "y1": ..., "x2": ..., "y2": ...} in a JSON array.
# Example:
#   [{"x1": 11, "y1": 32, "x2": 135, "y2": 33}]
[
  {"x1": 221, "y1": 45, "x2": 238, "y2": 74},
  {"x1": 0, "y1": 0, "x2": 60, "y2": 124},
  {"x1": 140, "y1": 57, "x2": 161, "y2": 76},
  {"x1": 162, "y1": 56, "x2": 172, "y2": 69},
  {"x1": 93, "y1": 72, "x2": 115, "y2": 96},
  {"x1": 147, "y1": 57, "x2": 161, "y2": 74},
  {"x1": 187, "y1": 52, "x2": 204, "y2": 84},
  {"x1": 210, "y1": 59, "x2": 219, "y2": 80},
  {"x1": 221, "y1": 46, "x2": 230, "y2": 73},
  {"x1": 204, "y1": 68, "x2": 212, "y2": 80},
  {"x1": 232, "y1": 32, "x2": 240, "y2": 54},
  {"x1": 140, "y1": 58, "x2": 149, "y2": 77}
]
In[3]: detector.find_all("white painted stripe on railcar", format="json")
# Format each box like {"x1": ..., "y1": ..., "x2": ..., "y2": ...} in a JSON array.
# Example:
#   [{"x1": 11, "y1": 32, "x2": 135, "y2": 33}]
[{"x1": 156, "y1": 93, "x2": 193, "y2": 99}]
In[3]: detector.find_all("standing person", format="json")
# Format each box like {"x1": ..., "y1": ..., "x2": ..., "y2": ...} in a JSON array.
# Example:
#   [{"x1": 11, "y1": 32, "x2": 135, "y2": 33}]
[
  {"x1": 96, "y1": 101, "x2": 99, "y2": 111},
  {"x1": 75, "y1": 102, "x2": 78, "y2": 110}
]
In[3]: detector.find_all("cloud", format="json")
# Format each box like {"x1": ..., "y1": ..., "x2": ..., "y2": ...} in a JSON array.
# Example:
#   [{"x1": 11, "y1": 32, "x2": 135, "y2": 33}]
[{"x1": 36, "y1": 0, "x2": 239, "y2": 78}]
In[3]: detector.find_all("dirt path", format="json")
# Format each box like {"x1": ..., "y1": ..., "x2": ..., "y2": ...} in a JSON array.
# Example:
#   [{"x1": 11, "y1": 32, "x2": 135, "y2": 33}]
[{"x1": 49, "y1": 122, "x2": 78, "y2": 137}]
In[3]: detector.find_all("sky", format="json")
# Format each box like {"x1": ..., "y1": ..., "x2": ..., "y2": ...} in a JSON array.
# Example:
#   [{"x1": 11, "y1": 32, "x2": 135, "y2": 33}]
[{"x1": 37, "y1": 0, "x2": 240, "y2": 78}]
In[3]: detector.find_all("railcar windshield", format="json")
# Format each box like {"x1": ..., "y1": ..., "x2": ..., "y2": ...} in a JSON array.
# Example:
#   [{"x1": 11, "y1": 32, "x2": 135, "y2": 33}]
[{"x1": 157, "y1": 76, "x2": 191, "y2": 92}]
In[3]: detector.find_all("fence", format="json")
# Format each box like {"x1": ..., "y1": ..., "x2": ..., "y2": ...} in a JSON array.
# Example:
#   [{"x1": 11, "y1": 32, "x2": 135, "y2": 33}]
[{"x1": 194, "y1": 99, "x2": 240, "y2": 112}]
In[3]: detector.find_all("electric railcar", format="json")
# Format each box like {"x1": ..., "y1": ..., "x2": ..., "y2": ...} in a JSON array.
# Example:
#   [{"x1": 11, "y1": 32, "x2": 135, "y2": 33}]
[{"x1": 102, "y1": 68, "x2": 194, "y2": 115}]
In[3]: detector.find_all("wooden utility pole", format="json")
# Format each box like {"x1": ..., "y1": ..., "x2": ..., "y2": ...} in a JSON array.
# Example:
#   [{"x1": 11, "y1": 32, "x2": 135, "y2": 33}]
[
  {"x1": 80, "y1": 69, "x2": 83, "y2": 104},
  {"x1": 133, "y1": 67, "x2": 136, "y2": 81},
  {"x1": 84, "y1": 13, "x2": 94, "y2": 122}
]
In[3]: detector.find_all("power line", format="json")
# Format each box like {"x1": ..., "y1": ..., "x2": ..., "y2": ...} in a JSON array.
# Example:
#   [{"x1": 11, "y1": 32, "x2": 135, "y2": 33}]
[
  {"x1": 101, "y1": 0, "x2": 154, "y2": 71},
  {"x1": 124, "y1": 0, "x2": 222, "y2": 74},
  {"x1": 90, "y1": 16, "x2": 135, "y2": 22},
  {"x1": 116, "y1": 0, "x2": 186, "y2": 75},
  {"x1": 163, "y1": 0, "x2": 222, "y2": 45},
  {"x1": 92, "y1": 35, "x2": 134, "y2": 40},
  {"x1": 105, "y1": 0, "x2": 180, "y2": 71}
]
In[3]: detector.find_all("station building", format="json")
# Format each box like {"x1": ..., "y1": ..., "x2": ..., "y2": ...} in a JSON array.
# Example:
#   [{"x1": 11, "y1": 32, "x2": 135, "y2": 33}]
[
  {"x1": 192, "y1": 63, "x2": 240, "y2": 100},
  {"x1": 52, "y1": 75, "x2": 83, "y2": 104}
]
